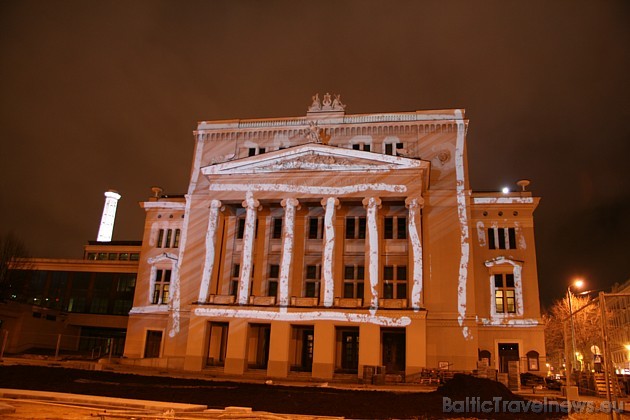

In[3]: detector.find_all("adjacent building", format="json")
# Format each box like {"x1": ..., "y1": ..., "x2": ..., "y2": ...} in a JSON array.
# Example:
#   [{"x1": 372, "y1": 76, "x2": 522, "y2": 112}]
[{"x1": 122, "y1": 96, "x2": 546, "y2": 380}]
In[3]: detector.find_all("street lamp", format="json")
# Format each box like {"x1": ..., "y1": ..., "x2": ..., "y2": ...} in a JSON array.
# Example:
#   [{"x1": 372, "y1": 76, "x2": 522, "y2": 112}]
[{"x1": 568, "y1": 279, "x2": 584, "y2": 377}]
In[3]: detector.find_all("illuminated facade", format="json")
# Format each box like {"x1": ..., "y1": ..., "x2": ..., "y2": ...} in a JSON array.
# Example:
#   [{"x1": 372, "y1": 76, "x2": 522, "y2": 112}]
[{"x1": 123, "y1": 97, "x2": 545, "y2": 379}]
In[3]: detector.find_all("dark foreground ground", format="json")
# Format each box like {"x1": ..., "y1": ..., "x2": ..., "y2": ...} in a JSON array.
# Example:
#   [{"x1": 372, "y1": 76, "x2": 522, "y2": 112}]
[{"x1": 0, "y1": 365, "x2": 564, "y2": 419}]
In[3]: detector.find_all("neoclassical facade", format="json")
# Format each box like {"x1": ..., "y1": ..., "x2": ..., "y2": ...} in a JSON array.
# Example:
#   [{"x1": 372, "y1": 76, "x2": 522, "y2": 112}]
[{"x1": 123, "y1": 97, "x2": 545, "y2": 380}]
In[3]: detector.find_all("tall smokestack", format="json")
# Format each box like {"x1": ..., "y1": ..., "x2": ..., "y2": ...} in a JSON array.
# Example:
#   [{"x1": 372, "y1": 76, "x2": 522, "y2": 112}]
[{"x1": 97, "y1": 190, "x2": 121, "y2": 242}]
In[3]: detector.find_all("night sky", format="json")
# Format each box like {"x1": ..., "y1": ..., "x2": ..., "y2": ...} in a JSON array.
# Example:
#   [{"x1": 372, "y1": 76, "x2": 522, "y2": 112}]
[{"x1": 1, "y1": 1, "x2": 629, "y2": 307}]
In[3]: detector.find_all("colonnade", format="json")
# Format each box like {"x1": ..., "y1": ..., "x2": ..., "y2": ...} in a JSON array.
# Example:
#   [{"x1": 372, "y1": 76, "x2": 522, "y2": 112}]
[{"x1": 197, "y1": 193, "x2": 425, "y2": 310}]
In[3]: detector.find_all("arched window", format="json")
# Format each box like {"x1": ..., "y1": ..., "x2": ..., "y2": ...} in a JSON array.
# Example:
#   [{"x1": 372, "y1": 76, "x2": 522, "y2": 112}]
[
  {"x1": 527, "y1": 350, "x2": 540, "y2": 371},
  {"x1": 479, "y1": 349, "x2": 491, "y2": 365}
]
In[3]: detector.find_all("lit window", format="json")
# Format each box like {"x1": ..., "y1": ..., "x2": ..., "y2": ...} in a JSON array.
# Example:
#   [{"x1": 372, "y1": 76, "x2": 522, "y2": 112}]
[
  {"x1": 494, "y1": 273, "x2": 516, "y2": 313},
  {"x1": 488, "y1": 227, "x2": 517, "y2": 250},
  {"x1": 383, "y1": 265, "x2": 407, "y2": 299},
  {"x1": 151, "y1": 269, "x2": 171, "y2": 305}
]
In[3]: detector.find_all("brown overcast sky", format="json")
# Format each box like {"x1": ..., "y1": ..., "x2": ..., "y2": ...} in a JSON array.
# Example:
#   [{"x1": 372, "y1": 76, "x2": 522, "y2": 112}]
[{"x1": 1, "y1": 0, "x2": 629, "y2": 306}]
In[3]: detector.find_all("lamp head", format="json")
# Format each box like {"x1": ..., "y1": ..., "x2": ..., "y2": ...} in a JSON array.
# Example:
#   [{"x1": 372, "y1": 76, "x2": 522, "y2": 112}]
[{"x1": 573, "y1": 279, "x2": 584, "y2": 289}]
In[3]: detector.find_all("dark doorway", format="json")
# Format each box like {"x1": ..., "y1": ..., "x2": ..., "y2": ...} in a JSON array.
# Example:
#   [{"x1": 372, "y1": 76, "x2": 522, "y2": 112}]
[
  {"x1": 301, "y1": 329, "x2": 314, "y2": 371},
  {"x1": 248, "y1": 324, "x2": 271, "y2": 369},
  {"x1": 290, "y1": 326, "x2": 314, "y2": 372},
  {"x1": 338, "y1": 328, "x2": 359, "y2": 373},
  {"x1": 382, "y1": 329, "x2": 405, "y2": 373},
  {"x1": 498, "y1": 343, "x2": 519, "y2": 373},
  {"x1": 206, "y1": 322, "x2": 229, "y2": 366},
  {"x1": 144, "y1": 330, "x2": 162, "y2": 358}
]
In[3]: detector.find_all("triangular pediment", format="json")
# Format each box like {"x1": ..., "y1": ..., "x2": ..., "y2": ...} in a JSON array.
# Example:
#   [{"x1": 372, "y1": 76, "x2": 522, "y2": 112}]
[{"x1": 202, "y1": 143, "x2": 428, "y2": 175}]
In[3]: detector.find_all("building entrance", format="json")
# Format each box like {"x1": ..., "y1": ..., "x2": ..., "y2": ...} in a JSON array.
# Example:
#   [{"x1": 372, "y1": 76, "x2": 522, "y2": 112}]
[
  {"x1": 382, "y1": 329, "x2": 405, "y2": 373},
  {"x1": 498, "y1": 343, "x2": 519, "y2": 373},
  {"x1": 340, "y1": 328, "x2": 359, "y2": 373},
  {"x1": 248, "y1": 324, "x2": 270, "y2": 369},
  {"x1": 206, "y1": 322, "x2": 228, "y2": 366}
]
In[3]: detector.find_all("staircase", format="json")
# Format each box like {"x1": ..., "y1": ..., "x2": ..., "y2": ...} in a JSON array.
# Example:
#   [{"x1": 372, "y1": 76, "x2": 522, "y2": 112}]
[{"x1": 594, "y1": 373, "x2": 622, "y2": 397}]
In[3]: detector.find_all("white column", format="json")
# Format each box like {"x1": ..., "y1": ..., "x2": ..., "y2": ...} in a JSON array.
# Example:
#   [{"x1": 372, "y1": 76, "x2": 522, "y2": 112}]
[
  {"x1": 406, "y1": 196, "x2": 424, "y2": 310},
  {"x1": 198, "y1": 199, "x2": 223, "y2": 303},
  {"x1": 362, "y1": 196, "x2": 381, "y2": 310},
  {"x1": 278, "y1": 198, "x2": 299, "y2": 307},
  {"x1": 238, "y1": 192, "x2": 260, "y2": 305},
  {"x1": 321, "y1": 197, "x2": 339, "y2": 308},
  {"x1": 97, "y1": 190, "x2": 121, "y2": 242}
]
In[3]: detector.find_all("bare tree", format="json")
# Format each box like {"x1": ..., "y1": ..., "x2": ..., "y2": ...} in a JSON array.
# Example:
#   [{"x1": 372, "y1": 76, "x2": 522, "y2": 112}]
[
  {"x1": 0, "y1": 232, "x2": 31, "y2": 301},
  {"x1": 544, "y1": 294, "x2": 601, "y2": 372}
]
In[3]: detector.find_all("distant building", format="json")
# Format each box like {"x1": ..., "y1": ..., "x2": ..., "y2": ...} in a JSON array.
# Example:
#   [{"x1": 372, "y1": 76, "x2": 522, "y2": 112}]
[
  {"x1": 1, "y1": 241, "x2": 139, "y2": 356},
  {"x1": 122, "y1": 97, "x2": 546, "y2": 380}
]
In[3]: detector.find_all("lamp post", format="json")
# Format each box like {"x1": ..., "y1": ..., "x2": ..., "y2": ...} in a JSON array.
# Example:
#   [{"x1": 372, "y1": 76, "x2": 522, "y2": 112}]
[{"x1": 567, "y1": 279, "x2": 584, "y2": 380}]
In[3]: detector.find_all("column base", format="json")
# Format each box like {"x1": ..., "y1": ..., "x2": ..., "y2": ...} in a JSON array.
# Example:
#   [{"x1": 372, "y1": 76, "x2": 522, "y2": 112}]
[
  {"x1": 224, "y1": 357, "x2": 246, "y2": 375},
  {"x1": 312, "y1": 362, "x2": 334, "y2": 380},
  {"x1": 267, "y1": 360, "x2": 289, "y2": 378}
]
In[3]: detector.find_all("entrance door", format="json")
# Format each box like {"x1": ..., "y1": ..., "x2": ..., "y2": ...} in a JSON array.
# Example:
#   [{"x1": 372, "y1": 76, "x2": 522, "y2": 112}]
[
  {"x1": 206, "y1": 322, "x2": 229, "y2": 366},
  {"x1": 498, "y1": 343, "x2": 519, "y2": 373},
  {"x1": 382, "y1": 329, "x2": 405, "y2": 373},
  {"x1": 248, "y1": 324, "x2": 271, "y2": 369},
  {"x1": 301, "y1": 329, "x2": 314, "y2": 371},
  {"x1": 341, "y1": 330, "x2": 360, "y2": 372},
  {"x1": 144, "y1": 330, "x2": 162, "y2": 358}
]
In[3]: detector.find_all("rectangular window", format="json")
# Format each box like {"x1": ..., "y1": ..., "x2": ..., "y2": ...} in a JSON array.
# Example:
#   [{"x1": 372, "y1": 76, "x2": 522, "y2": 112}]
[
  {"x1": 343, "y1": 265, "x2": 364, "y2": 299},
  {"x1": 173, "y1": 229, "x2": 181, "y2": 248},
  {"x1": 384, "y1": 142, "x2": 404, "y2": 156},
  {"x1": 345, "y1": 217, "x2": 366, "y2": 239},
  {"x1": 494, "y1": 273, "x2": 516, "y2": 314},
  {"x1": 230, "y1": 264, "x2": 240, "y2": 296},
  {"x1": 268, "y1": 264, "x2": 279, "y2": 297},
  {"x1": 352, "y1": 143, "x2": 370, "y2": 151},
  {"x1": 157, "y1": 229, "x2": 164, "y2": 248},
  {"x1": 259, "y1": 147, "x2": 266, "y2": 154},
  {"x1": 488, "y1": 227, "x2": 517, "y2": 250},
  {"x1": 272, "y1": 218, "x2": 283, "y2": 239},
  {"x1": 165, "y1": 229, "x2": 173, "y2": 248},
  {"x1": 307, "y1": 217, "x2": 323, "y2": 239},
  {"x1": 345, "y1": 218, "x2": 355, "y2": 239},
  {"x1": 383, "y1": 265, "x2": 407, "y2": 299},
  {"x1": 248, "y1": 148, "x2": 256, "y2": 157},
  {"x1": 304, "y1": 265, "x2": 321, "y2": 298},
  {"x1": 237, "y1": 218, "x2": 246, "y2": 239},
  {"x1": 152, "y1": 269, "x2": 171, "y2": 305},
  {"x1": 384, "y1": 216, "x2": 407, "y2": 239}
]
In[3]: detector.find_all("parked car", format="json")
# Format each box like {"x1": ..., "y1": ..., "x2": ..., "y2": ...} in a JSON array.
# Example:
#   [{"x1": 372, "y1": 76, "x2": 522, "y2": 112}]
[
  {"x1": 520, "y1": 372, "x2": 546, "y2": 387},
  {"x1": 544, "y1": 377, "x2": 564, "y2": 390}
]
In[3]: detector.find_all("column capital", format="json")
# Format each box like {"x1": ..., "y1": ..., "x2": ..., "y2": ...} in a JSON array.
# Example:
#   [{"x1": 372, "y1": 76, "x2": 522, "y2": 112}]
[
  {"x1": 209, "y1": 199, "x2": 224, "y2": 210},
  {"x1": 405, "y1": 196, "x2": 424, "y2": 209},
  {"x1": 242, "y1": 192, "x2": 261, "y2": 211},
  {"x1": 320, "y1": 196, "x2": 340, "y2": 209},
  {"x1": 362, "y1": 196, "x2": 382, "y2": 209},
  {"x1": 281, "y1": 198, "x2": 300, "y2": 209}
]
